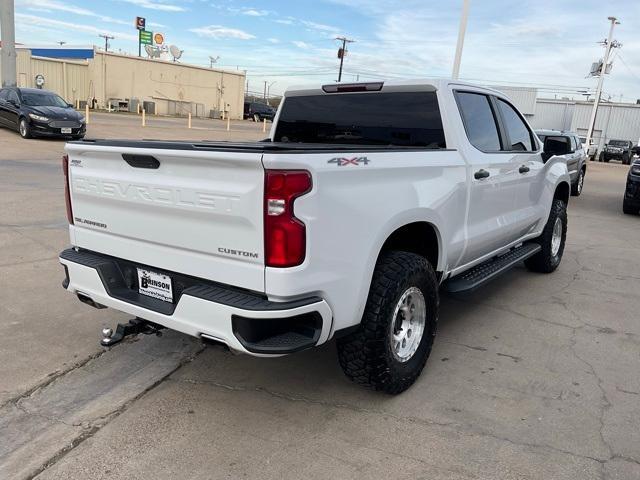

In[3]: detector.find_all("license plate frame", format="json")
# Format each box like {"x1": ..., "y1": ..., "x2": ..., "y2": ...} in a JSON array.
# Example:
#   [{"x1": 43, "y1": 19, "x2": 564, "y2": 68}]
[
  {"x1": 137, "y1": 268, "x2": 174, "y2": 303},
  {"x1": 61, "y1": 127, "x2": 72, "y2": 134}
]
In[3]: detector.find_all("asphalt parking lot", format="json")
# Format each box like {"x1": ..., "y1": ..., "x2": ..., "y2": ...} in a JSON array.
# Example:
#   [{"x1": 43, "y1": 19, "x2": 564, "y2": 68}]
[{"x1": 1, "y1": 114, "x2": 639, "y2": 480}]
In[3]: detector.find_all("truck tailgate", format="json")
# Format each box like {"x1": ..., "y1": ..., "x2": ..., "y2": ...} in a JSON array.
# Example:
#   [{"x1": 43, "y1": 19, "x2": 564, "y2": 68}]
[{"x1": 65, "y1": 143, "x2": 265, "y2": 292}]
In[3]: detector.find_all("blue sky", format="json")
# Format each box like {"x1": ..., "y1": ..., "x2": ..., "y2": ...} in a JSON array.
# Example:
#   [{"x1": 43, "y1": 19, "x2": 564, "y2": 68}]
[{"x1": 11, "y1": 0, "x2": 640, "y2": 100}]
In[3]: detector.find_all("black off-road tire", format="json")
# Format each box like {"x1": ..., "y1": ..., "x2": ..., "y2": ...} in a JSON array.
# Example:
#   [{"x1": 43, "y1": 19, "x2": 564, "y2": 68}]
[
  {"x1": 571, "y1": 168, "x2": 585, "y2": 196},
  {"x1": 525, "y1": 199, "x2": 567, "y2": 273},
  {"x1": 337, "y1": 251, "x2": 439, "y2": 394},
  {"x1": 622, "y1": 153, "x2": 630, "y2": 165},
  {"x1": 623, "y1": 199, "x2": 638, "y2": 215}
]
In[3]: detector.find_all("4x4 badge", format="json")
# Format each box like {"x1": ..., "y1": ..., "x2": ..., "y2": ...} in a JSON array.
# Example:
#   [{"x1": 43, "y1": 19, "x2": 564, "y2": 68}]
[{"x1": 328, "y1": 156, "x2": 370, "y2": 167}]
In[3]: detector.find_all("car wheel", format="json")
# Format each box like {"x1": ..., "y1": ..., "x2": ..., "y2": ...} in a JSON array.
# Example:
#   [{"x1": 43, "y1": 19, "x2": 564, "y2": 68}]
[
  {"x1": 525, "y1": 199, "x2": 567, "y2": 273},
  {"x1": 337, "y1": 251, "x2": 438, "y2": 394},
  {"x1": 623, "y1": 199, "x2": 639, "y2": 215},
  {"x1": 622, "y1": 153, "x2": 630, "y2": 165},
  {"x1": 72, "y1": 134, "x2": 85, "y2": 140},
  {"x1": 571, "y1": 169, "x2": 585, "y2": 196},
  {"x1": 18, "y1": 118, "x2": 32, "y2": 139},
  {"x1": 253, "y1": 113, "x2": 260, "y2": 122},
  {"x1": 598, "y1": 152, "x2": 604, "y2": 162}
]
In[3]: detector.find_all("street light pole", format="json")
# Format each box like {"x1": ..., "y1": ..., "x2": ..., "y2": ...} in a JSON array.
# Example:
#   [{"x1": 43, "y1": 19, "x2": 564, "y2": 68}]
[
  {"x1": 585, "y1": 16, "x2": 619, "y2": 149},
  {"x1": 452, "y1": 0, "x2": 470, "y2": 79},
  {"x1": 0, "y1": 0, "x2": 17, "y2": 88}
]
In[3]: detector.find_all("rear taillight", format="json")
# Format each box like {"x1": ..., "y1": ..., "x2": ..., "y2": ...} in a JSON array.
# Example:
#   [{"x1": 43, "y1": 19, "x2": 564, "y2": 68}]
[
  {"x1": 62, "y1": 154, "x2": 74, "y2": 224},
  {"x1": 264, "y1": 170, "x2": 312, "y2": 267}
]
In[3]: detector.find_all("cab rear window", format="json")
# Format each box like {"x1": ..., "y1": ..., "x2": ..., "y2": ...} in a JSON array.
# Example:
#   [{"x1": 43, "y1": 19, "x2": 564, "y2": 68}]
[{"x1": 274, "y1": 92, "x2": 446, "y2": 148}]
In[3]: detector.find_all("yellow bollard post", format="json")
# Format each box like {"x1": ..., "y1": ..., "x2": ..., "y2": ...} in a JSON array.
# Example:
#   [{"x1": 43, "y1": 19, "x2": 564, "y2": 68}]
[
  {"x1": 85, "y1": 104, "x2": 89, "y2": 125},
  {"x1": 262, "y1": 118, "x2": 267, "y2": 133},
  {"x1": 188, "y1": 112, "x2": 192, "y2": 129},
  {"x1": 142, "y1": 109, "x2": 146, "y2": 127},
  {"x1": 107, "y1": 101, "x2": 111, "y2": 112},
  {"x1": 76, "y1": 99, "x2": 79, "y2": 109},
  {"x1": 226, "y1": 116, "x2": 230, "y2": 132},
  {"x1": 137, "y1": 103, "x2": 140, "y2": 115}
]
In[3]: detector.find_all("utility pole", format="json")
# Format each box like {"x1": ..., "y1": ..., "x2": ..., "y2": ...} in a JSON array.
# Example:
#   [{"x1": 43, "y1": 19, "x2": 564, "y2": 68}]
[
  {"x1": 452, "y1": 0, "x2": 470, "y2": 79},
  {"x1": 586, "y1": 16, "x2": 620, "y2": 148},
  {"x1": 267, "y1": 81, "x2": 276, "y2": 104},
  {"x1": 336, "y1": 36, "x2": 354, "y2": 82},
  {"x1": 0, "y1": 0, "x2": 17, "y2": 88},
  {"x1": 209, "y1": 55, "x2": 219, "y2": 68},
  {"x1": 263, "y1": 80, "x2": 267, "y2": 103},
  {"x1": 98, "y1": 34, "x2": 114, "y2": 53}
]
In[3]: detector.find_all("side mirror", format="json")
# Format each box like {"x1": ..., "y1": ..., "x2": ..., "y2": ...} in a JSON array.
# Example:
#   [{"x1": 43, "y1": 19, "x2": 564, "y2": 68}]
[
  {"x1": 67, "y1": 103, "x2": 74, "y2": 108},
  {"x1": 542, "y1": 136, "x2": 570, "y2": 162}
]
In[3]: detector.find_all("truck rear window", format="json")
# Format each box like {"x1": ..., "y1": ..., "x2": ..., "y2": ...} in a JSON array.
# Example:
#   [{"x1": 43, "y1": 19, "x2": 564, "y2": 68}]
[{"x1": 274, "y1": 92, "x2": 446, "y2": 148}]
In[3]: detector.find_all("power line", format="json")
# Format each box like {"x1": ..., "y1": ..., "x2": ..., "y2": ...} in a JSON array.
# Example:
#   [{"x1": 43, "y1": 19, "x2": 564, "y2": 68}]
[{"x1": 98, "y1": 34, "x2": 114, "y2": 53}]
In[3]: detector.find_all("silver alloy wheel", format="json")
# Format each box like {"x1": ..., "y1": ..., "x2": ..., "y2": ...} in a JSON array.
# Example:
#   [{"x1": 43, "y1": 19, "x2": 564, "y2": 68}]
[
  {"x1": 551, "y1": 216, "x2": 563, "y2": 257},
  {"x1": 19, "y1": 120, "x2": 27, "y2": 137},
  {"x1": 390, "y1": 287, "x2": 426, "y2": 362},
  {"x1": 577, "y1": 171, "x2": 584, "y2": 193}
]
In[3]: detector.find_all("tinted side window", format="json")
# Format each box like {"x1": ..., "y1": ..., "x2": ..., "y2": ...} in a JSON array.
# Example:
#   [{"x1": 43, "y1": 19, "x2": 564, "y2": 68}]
[
  {"x1": 455, "y1": 92, "x2": 501, "y2": 151},
  {"x1": 0, "y1": 90, "x2": 8, "y2": 100},
  {"x1": 8, "y1": 91, "x2": 19, "y2": 104},
  {"x1": 496, "y1": 99, "x2": 533, "y2": 151}
]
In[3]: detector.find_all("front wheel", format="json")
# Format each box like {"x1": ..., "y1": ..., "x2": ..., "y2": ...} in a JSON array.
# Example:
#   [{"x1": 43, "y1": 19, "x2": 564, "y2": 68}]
[
  {"x1": 19, "y1": 118, "x2": 31, "y2": 139},
  {"x1": 525, "y1": 199, "x2": 567, "y2": 273},
  {"x1": 337, "y1": 251, "x2": 439, "y2": 394},
  {"x1": 623, "y1": 199, "x2": 639, "y2": 215},
  {"x1": 622, "y1": 153, "x2": 630, "y2": 165},
  {"x1": 571, "y1": 169, "x2": 585, "y2": 196}
]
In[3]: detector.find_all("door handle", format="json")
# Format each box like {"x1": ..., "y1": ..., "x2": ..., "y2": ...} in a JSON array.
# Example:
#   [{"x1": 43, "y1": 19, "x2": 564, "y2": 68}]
[
  {"x1": 519, "y1": 165, "x2": 530, "y2": 174},
  {"x1": 474, "y1": 169, "x2": 490, "y2": 180}
]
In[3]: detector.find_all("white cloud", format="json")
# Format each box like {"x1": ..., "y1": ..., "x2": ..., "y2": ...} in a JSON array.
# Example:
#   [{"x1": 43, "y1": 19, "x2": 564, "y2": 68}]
[
  {"x1": 118, "y1": 0, "x2": 187, "y2": 12},
  {"x1": 242, "y1": 9, "x2": 269, "y2": 17},
  {"x1": 190, "y1": 25, "x2": 255, "y2": 40},
  {"x1": 274, "y1": 19, "x2": 293, "y2": 25},
  {"x1": 16, "y1": 13, "x2": 139, "y2": 42},
  {"x1": 301, "y1": 20, "x2": 339, "y2": 33},
  {"x1": 267, "y1": 38, "x2": 280, "y2": 44},
  {"x1": 17, "y1": 0, "x2": 130, "y2": 26},
  {"x1": 292, "y1": 41, "x2": 311, "y2": 49}
]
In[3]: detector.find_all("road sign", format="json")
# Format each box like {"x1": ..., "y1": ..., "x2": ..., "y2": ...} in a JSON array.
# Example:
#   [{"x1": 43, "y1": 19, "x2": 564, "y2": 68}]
[
  {"x1": 139, "y1": 30, "x2": 153, "y2": 45},
  {"x1": 154, "y1": 33, "x2": 164, "y2": 45},
  {"x1": 136, "y1": 17, "x2": 146, "y2": 30}
]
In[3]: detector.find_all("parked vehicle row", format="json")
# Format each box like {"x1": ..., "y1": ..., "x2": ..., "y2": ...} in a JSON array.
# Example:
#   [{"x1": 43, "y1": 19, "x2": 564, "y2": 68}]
[
  {"x1": 0, "y1": 87, "x2": 86, "y2": 140},
  {"x1": 536, "y1": 130, "x2": 587, "y2": 196},
  {"x1": 59, "y1": 79, "x2": 572, "y2": 393}
]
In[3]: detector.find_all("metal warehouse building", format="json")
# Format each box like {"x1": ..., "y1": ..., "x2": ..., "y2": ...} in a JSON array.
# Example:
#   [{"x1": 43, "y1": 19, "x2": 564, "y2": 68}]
[
  {"x1": 0, "y1": 46, "x2": 246, "y2": 119},
  {"x1": 495, "y1": 85, "x2": 640, "y2": 153}
]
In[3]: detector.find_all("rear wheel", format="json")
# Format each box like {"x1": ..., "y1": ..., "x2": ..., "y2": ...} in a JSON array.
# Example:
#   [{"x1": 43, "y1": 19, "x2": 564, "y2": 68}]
[
  {"x1": 337, "y1": 251, "x2": 438, "y2": 394},
  {"x1": 525, "y1": 199, "x2": 567, "y2": 273},
  {"x1": 18, "y1": 118, "x2": 31, "y2": 139},
  {"x1": 571, "y1": 169, "x2": 585, "y2": 196}
]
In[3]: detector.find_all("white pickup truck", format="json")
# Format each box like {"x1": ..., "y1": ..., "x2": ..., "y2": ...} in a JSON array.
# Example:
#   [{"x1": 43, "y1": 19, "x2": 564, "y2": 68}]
[{"x1": 59, "y1": 79, "x2": 572, "y2": 393}]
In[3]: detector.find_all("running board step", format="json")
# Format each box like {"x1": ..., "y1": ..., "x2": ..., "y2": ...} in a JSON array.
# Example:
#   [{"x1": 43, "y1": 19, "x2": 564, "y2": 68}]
[{"x1": 443, "y1": 243, "x2": 541, "y2": 293}]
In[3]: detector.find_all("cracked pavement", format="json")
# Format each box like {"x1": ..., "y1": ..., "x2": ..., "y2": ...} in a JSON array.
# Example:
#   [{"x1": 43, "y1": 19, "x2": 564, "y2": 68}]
[{"x1": 0, "y1": 118, "x2": 638, "y2": 479}]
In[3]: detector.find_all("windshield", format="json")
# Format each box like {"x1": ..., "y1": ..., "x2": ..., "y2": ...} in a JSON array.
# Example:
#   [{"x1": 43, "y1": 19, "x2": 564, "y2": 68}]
[
  {"x1": 579, "y1": 137, "x2": 586, "y2": 143},
  {"x1": 609, "y1": 140, "x2": 628, "y2": 147},
  {"x1": 274, "y1": 91, "x2": 446, "y2": 148},
  {"x1": 21, "y1": 92, "x2": 69, "y2": 107}
]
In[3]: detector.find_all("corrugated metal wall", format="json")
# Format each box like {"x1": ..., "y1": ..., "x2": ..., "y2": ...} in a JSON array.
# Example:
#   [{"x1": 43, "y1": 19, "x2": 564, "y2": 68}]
[
  {"x1": 528, "y1": 100, "x2": 574, "y2": 131},
  {"x1": 533, "y1": 99, "x2": 640, "y2": 151},
  {"x1": 492, "y1": 86, "x2": 538, "y2": 115}
]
